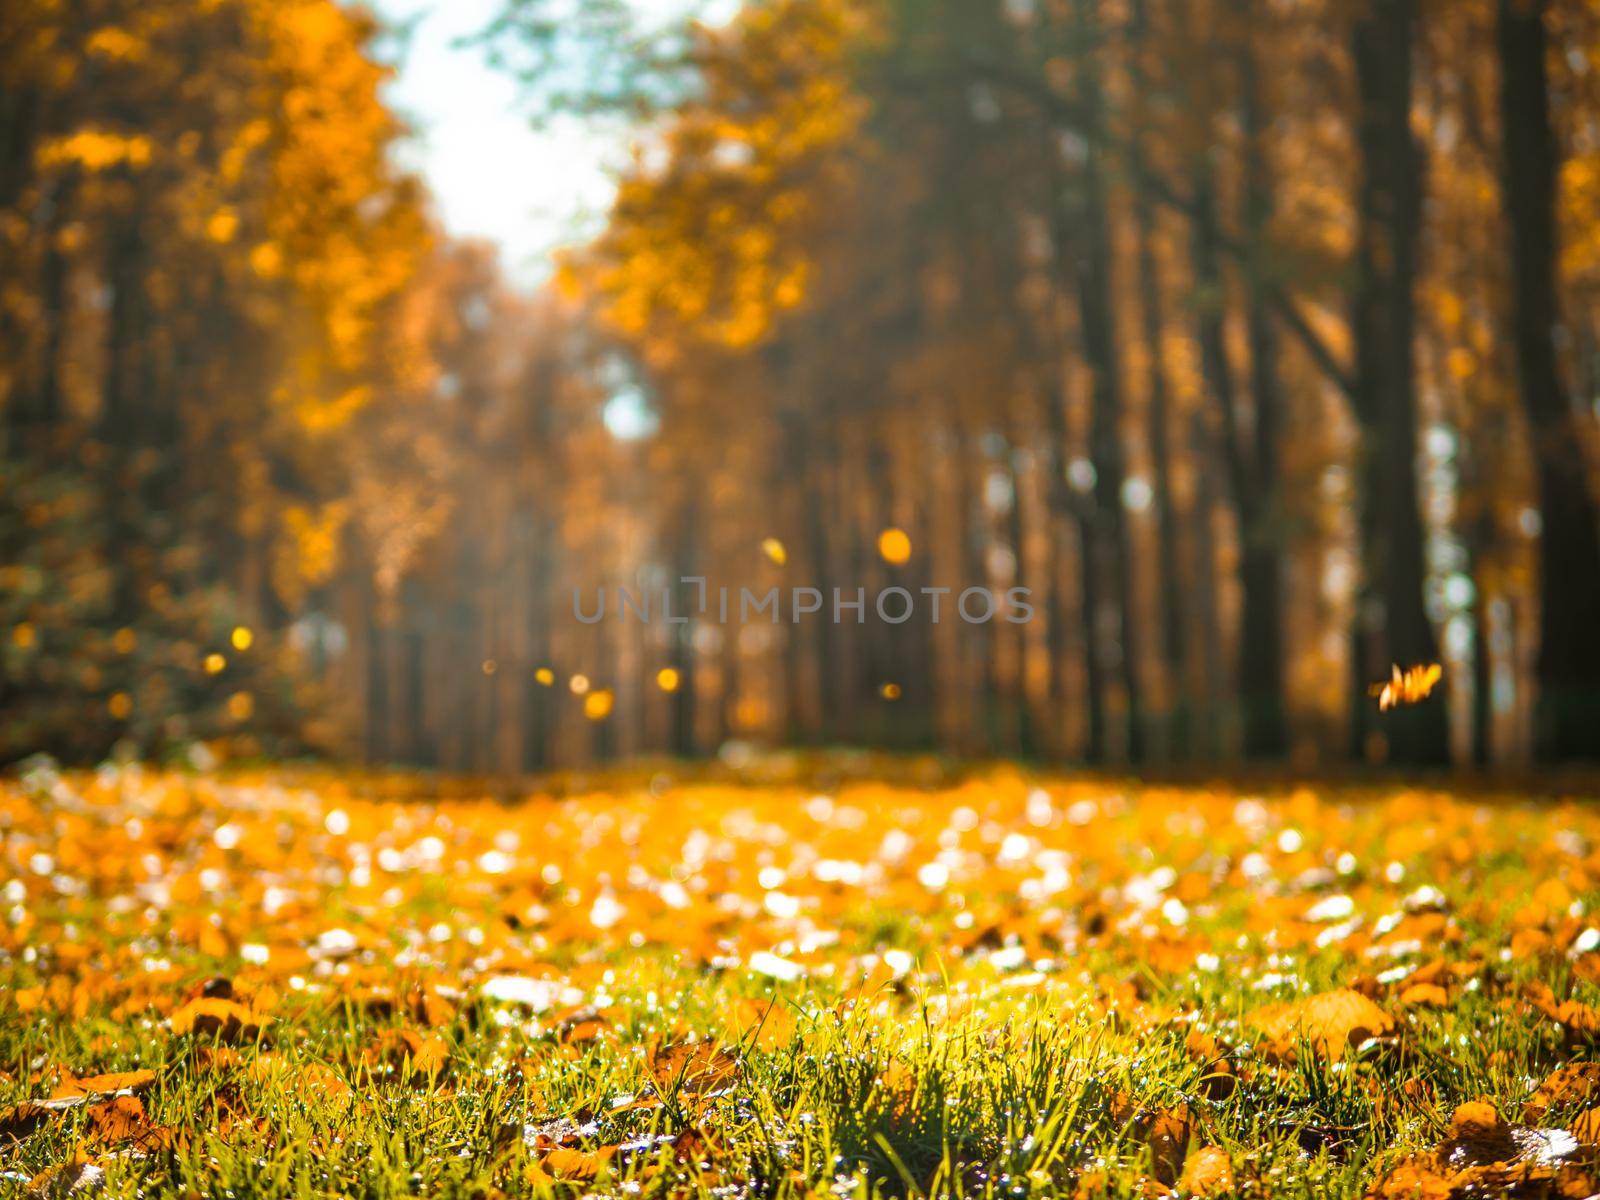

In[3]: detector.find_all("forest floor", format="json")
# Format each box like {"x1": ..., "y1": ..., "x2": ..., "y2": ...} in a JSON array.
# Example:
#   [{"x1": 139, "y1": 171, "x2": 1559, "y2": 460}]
[{"x1": 3, "y1": 758, "x2": 1600, "y2": 1198}]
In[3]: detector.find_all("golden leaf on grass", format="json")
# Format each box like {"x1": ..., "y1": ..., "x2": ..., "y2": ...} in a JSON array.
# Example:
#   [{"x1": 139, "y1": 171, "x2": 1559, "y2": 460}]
[
  {"x1": 84, "y1": 1095, "x2": 180, "y2": 1154},
  {"x1": 528, "y1": 1145, "x2": 615, "y2": 1184},
  {"x1": 871, "y1": 1060, "x2": 918, "y2": 1120},
  {"x1": 25, "y1": 1154, "x2": 105, "y2": 1199},
  {"x1": 193, "y1": 1047, "x2": 241, "y2": 1072},
  {"x1": 552, "y1": 1006, "x2": 611, "y2": 1045},
  {"x1": 1525, "y1": 1064, "x2": 1600, "y2": 1123},
  {"x1": 1527, "y1": 984, "x2": 1600, "y2": 1044},
  {"x1": 1147, "y1": 1104, "x2": 1195, "y2": 1186},
  {"x1": 170, "y1": 998, "x2": 266, "y2": 1043},
  {"x1": 51, "y1": 1069, "x2": 156, "y2": 1100},
  {"x1": 362, "y1": 1030, "x2": 448, "y2": 1081},
  {"x1": 1443, "y1": 1101, "x2": 1519, "y2": 1164},
  {"x1": 1399, "y1": 982, "x2": 1450, "y2": 1008},
  {"x1": 1569, "y1": 1109, "x2": 1600, "y2": 1147},
  {"x1": 1177, "y1": 1146, "x2": 1234, "y2": 1197},
  {"x1": 650, "y1": 1041, "x2": 740, "y2": 1098},
  {"x1": 724, "y1": 998, "x2": 798, "y2": 1051},
  {"x1": 0, "y1": 1102, "x2": 54, "y2": 1141},
  {"x1": 1184, "y1": 1026, "x2": 1238, "y2": 1100},
  {"x1": 1366, "y1": 1099, "x2": 1591, "y2": 1198},
  {"x1": 1249, "y1": 989, "x2": 1396, "y2": 1063},
  {"x1": 1371, "y1": 663, "x2": 1443, "y2": 711},
  {"x1": 247, "y1": 1053, "x2": 350, "y2": 1100},
  {"x1": 1365, "y1": 1160, "x2": 1456, "y2": 1200}
]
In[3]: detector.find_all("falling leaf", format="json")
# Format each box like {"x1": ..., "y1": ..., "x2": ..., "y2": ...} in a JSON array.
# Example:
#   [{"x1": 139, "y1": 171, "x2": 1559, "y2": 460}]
[
  {"x1": 760, "y1": 537, "x2": 787, "y2": 565},
  {"x1": 1371, "y1": 663, "x2": 1443, "y2": 711}
]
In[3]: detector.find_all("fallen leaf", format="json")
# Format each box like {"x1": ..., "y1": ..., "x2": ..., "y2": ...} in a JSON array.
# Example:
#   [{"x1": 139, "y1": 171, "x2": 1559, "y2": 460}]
[
  {"x1": 529, "y1": 1145, "x2": 614, "y2": 1183},
  {"x1": 1525, "y1": 1064, "x2": 1600, "y2": 1123},
  {"x1": 1177, "y1": 1145, "x2": 1233, "y2": 1197},
  {"x1": 51, "y1": 1070, "x2": 156, "y2": 1101},
  {"x1": 1249, "y1": 989, "x2": 1396, "y2": 1063},
  {"x1": 25, "y1": 1155, "x2": 105, "y2": 1199},
  {"x1": 170, "y1": 998, "x2": 266, "y2": 1044}
]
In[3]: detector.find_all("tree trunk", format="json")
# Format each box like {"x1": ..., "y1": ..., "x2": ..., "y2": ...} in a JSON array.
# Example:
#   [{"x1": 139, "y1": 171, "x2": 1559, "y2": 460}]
[
  {"x1": 1237, "y1": 40, "x2": 1290, "y2": 759},
  {"x1": 1134, "y1": 195, "x2": 1190, "y2": 759},
  {"x1": 1497, "y1": 0, "x2": 1600, "y2": 760},
  {"x1": 1349, "y1": 0, "x2": 1449, "y2": 765},
  {"x1": 1069, "y1": 0, "x2": 1144, "y2": 763}
]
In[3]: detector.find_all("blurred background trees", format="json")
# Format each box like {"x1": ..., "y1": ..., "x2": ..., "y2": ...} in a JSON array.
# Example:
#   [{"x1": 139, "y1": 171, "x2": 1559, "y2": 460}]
[{"x1": 3, "y1": 0, "x2": 1599, "y2": 770}]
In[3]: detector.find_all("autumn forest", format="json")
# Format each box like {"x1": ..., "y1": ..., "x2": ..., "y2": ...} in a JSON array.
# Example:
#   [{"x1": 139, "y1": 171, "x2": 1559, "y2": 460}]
[
  {"x1": 4, "y1": 0, "x2": 1600, "y2": 774},
  {"x1": 13, "y1": 3, "x2": 1600, "y2": 1198}
]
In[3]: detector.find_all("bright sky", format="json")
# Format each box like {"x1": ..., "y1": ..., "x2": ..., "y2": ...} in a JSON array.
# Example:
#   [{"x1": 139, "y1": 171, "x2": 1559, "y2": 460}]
[
  {"x1": 369, "y1": 0, "x2": 739, "y2": 291},
  {"x1": 370, "y1": 0, "x2": 616, "y2": 289}
]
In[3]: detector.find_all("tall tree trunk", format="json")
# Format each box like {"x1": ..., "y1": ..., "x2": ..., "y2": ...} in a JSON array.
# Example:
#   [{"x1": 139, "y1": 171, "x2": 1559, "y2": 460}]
[
  {"x1": 669, "y1": 490, "x2": 700, "y2": 758},
  {"x1": 1349, "y1": 0, "x2": 1449, "y2": 765},
  {"x1": 1237, "y1": 39, "x2": 1290, "y2": 759},
  {"x1": 1497, "y1": 0, "x2": 1600, "y2": 760},
  {"x1": 1471, "y1": 581, "x2": 1493, "y2": 769},
  {"x1": 1190, "y1": 163, "x2": 1263, "y2": 758},
  {"x1": 1069, "y1": 0, "x2": 1144, "y2": 763},
  {"x1": 1134, "y1": 196, "x2": 1190, "y2": 760},
  {"x1": 1190, "y1": 412, "x2": 1226, "y2": 759}
]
